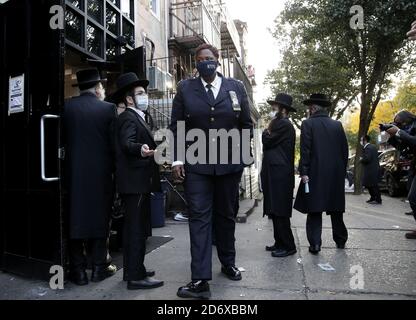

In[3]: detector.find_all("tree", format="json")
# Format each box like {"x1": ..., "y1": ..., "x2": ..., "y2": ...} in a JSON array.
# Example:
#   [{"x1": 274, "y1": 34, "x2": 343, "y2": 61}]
[
  {"x1": 345, "y1": 81, "x2": 416, "y2": 142},
  {"x1": 265, "y1": 41, "x2": 360, "y2": 129},
  {"x1": 269, "y1": 0, "x2": 416, "y2": 193}
]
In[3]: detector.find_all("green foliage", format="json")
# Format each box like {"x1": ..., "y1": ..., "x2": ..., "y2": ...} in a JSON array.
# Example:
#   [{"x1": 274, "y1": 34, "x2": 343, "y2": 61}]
[{"x1": 267, "y1": 0, "x2": 416, "y2": 193}]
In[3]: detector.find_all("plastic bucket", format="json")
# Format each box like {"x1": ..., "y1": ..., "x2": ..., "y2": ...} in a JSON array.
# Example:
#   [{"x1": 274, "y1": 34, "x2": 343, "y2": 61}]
[{"x1": 151, "y1": 192, "x2": 166, "y2": 228}]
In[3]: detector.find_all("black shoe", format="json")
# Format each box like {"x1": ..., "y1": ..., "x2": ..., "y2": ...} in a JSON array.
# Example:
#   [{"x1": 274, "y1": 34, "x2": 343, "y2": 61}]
[
  {"x1": 366, "y1": 199, "x2": 374, "y2": 203},
  {"x1": 177, "y1": 281, "x2": 211, "y2": 299},
  {"x1": 336, "y1": 243, "x2": 346, "y2": 249},
  {"x1": 68, "y1": 270, "x2": 89, "y2": 286},
  {"x1": 265, "y1": 244, "x2": 278, "y2": 252},
  {"x1": 91, "y1": 264, "x2": 117, "y2": 282},
  {"x1": 405, "y1": 211, "x2": 414, "y2": 216},
  {"x1": 368, "y1": 200, "x2": 382, "y2": 205},
  {"x1": 271, "y1": 249, "x2": 297, "y2": 258},
  {"x1": 405, "y1": 231, "x2": 416, "y2": 239},
  {"x1": 123, "y1": 269, "x2": 155, "y2": 281},
  {"x1": 127, "y1": 277, "x2": 164, "y2": 290},
  {"x1": 309, "y1": 245, "x2": 321, "y2": 255},
  {"x1": 221, "y1": 265, "x2": 242, "y2": 281},
  {"x1": 146, "y1": 269, "x2": 156, "y2": 277}
]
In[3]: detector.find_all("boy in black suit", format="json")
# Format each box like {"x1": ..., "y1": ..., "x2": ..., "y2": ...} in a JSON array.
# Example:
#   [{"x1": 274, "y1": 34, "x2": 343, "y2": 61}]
[{"x1": 113, "y1": 72, "x2": 164, "y2": 290}]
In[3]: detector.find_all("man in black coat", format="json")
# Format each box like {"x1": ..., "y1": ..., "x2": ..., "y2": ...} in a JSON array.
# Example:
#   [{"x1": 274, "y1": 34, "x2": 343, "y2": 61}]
[
  {"x1": 170, "y1": 44, "x2": 253, "y2": 299},
  {"x1": 63, "y1": 69, "x2": 117, "y2": 285},
  {"x1": 294, "y1": 94, "x2": 349, "y2": 254},
  {"x1": 113, "y1": 72, "x2": 164, "y2": 290},
  {"x1": 360, "y1": 135, "x2": 382, "y2": 205},
  {"x1": 261, "y1": 93, "x2": 297, "y2": 258}
]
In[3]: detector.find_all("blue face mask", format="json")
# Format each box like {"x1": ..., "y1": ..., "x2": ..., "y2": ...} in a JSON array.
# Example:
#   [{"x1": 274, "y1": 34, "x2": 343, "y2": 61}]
[{"x1": 197, "y1": 60, "x2": 218, "y2": 78}]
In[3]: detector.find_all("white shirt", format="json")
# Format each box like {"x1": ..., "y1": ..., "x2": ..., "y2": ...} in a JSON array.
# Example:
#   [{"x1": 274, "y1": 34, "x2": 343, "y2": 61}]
[
  {"x1": 127, "y1": 106, "x2": 146, "y2": 122},
  {"x1": 201, "y1": 74, "x2": 222, "y2": 99}
]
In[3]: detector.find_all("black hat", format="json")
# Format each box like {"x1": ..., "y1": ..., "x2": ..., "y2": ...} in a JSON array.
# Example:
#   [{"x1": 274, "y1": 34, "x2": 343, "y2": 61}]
[
  {"x1": 73, "y1": 68, "x2": 107, "y2": 90},
  {"x1": 267, "y1": 93, "x2": 296, "y2": 112},
  {"x1": 303, "y1": 93, "x2": 332, "y2": 108},
  {"x1": 108, "y1": 72, "x2": 149, "y2": 103}
]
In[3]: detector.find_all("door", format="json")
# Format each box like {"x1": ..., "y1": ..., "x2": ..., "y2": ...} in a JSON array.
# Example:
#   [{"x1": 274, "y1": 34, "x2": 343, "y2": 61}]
[{"x1": 0, "y1": 0, "x2": 65, "y2": 279}]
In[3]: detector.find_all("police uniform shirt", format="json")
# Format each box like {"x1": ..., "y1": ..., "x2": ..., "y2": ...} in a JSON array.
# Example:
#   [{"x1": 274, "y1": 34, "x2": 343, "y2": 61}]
[{"x1": 172, "y1": 74, "x2": 223, "y2": 167}]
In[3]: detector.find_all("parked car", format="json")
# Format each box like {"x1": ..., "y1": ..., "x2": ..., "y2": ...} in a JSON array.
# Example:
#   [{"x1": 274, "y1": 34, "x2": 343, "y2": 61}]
[{"x1": 378, "y1": 149, "x2": 412, "y2": 197}]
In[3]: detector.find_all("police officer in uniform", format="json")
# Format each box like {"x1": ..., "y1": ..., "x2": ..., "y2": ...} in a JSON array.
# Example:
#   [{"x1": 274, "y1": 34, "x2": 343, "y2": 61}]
[{"x1": 170, "y1": 44, "x2": 253, "y2": 299}]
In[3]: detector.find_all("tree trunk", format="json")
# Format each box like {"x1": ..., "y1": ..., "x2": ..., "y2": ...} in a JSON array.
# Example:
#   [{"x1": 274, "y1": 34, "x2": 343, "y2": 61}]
[{"x1": 353, "y1": 99, "x2": 372, "y2": 195}]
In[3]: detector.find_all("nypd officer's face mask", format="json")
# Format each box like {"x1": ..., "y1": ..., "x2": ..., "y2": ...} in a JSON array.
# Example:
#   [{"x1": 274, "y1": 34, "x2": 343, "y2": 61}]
[{"x1": 197, "y1": 60, "x2": 218, "y2": 78}]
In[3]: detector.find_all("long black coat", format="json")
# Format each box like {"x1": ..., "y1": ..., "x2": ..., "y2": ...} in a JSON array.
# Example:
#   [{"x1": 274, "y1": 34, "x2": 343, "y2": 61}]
[
  {"x1": 360, "y1": 144, "x2": 380, "y2": 187},
  {"x1": 63, "y1": 92, "x2": 117, "y2": 239},
  {"x1": 294, "y1": 110, "x2": 349, "y2": 214},
  {"x1": 261, "y1": 118, "x2": 296, "y2": 217},
  {"x1": 115, "y1": 108, "x2": 161, "y2": 195}
]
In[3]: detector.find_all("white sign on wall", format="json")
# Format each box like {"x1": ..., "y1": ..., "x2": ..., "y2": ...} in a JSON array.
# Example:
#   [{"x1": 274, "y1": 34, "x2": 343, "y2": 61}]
[{"x1": 8, "y1": 74, "x2": 25, "y2": 115}]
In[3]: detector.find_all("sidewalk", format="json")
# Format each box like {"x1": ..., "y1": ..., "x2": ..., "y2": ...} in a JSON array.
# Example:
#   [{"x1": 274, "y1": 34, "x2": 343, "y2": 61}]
[{"x1": 1, "y1": 192, "x2": 415, "y2": 300}]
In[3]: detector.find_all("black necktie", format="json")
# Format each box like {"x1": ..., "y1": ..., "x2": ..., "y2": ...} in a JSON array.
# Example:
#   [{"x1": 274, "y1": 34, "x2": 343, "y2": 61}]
[
  {"x1": 144, "y1": 110, "x2": 153, "y2": 130},
  {"x1": 206, "y1": 84, "x2": 215, "y2": 104}
]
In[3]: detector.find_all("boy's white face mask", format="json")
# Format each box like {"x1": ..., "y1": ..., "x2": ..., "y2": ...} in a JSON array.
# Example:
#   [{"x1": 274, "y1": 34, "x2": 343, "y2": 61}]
[{"x1": 134, "y1": 95, "x2": 149, "y2": 112}]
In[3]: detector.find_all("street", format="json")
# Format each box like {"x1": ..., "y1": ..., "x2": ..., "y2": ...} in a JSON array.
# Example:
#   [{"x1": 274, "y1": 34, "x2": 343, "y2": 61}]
[{"x1": 0, "y1": 191, "x2": 415, "y2": 300}]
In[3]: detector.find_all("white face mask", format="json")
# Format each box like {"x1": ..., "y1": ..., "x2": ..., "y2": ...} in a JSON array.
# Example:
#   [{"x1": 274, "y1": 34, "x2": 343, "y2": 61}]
[{"x1": 134, "y1": 95, "x2": 149, "y2": 112}]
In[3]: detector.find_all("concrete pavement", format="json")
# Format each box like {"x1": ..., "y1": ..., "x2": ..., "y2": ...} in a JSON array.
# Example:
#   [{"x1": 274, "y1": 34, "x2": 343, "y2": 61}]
[{"x1": 0, "y1": 192, "x2": 415, "y2": 300}]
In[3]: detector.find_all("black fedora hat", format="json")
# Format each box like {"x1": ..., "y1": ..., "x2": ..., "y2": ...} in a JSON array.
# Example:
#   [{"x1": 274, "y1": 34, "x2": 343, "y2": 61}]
[
  {"x1": 267, "y1": 93, "x2": 296, "y2": 112},
  {"x1": 303, "y1": 93, "x2": 332, "y2": 108},
  {"x1": 108, "y1": 72, "x2": 149, "y2": 103},
  {"x1": 73, "y1": 68, "x2": 107, "y2": 90}
]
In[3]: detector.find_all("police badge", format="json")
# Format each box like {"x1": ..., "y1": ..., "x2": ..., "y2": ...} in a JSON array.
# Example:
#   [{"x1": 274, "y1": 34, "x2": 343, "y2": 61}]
[{"x1": 229, "y1": 91, "x2": 241, "y2": 111}]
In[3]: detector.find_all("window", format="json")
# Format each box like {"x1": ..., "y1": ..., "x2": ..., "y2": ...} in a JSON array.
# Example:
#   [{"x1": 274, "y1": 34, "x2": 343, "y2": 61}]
[
  {"x1": 120, "y1": 0, "x2": 134, "y2": 20},
  {"x1": 149, "y1": 0, "x2": 159, "y2": 17},
  {"x1": 67, "y1": 0, "x2": 83, "y2": 9},
  {"x1": 86, "y1": 23, "x2": 103, "y2": 57},
  {"x1": 65, "y1": 9, "x2": 83, "y2": 47},
  {"x1": 87, "y1": 0, "x2": 104, "y2": 24},
  {"x1": 65, "y1": 0, "x2": 135, "y2": 60},
  {"x1": 106, "y1": 5, "x2": 119, "y2": 35}
]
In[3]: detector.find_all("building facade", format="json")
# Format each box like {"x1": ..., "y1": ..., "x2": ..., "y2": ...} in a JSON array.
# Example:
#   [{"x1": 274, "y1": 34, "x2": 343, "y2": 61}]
[{"x1": 0, "y1": 0, "x2": 261, "y2": 281}]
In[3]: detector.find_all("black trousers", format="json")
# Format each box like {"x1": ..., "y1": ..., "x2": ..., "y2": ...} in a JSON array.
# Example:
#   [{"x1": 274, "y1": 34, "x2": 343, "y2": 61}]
[
  {"x1": 69, "y1": 238, "x2": 107, "y2": 271},
  {"x1": 306, "y1": 212, "x2": 348, "y2": 247},
  {"x1": 185, "y1": 171, "x2": 242, "y2": 281},
  {"x1": 408, "y1": 175, "x2": 416, "y2": 222},
  {"x1": 272, "y1": 216, "x2": 296, "y2": 251},
  {"x1": 121, "y1": 194, "x2": 151, "y2": 281},
  {"x1": 367, "y1": 185, "x2": 382, "y2": 203}
]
